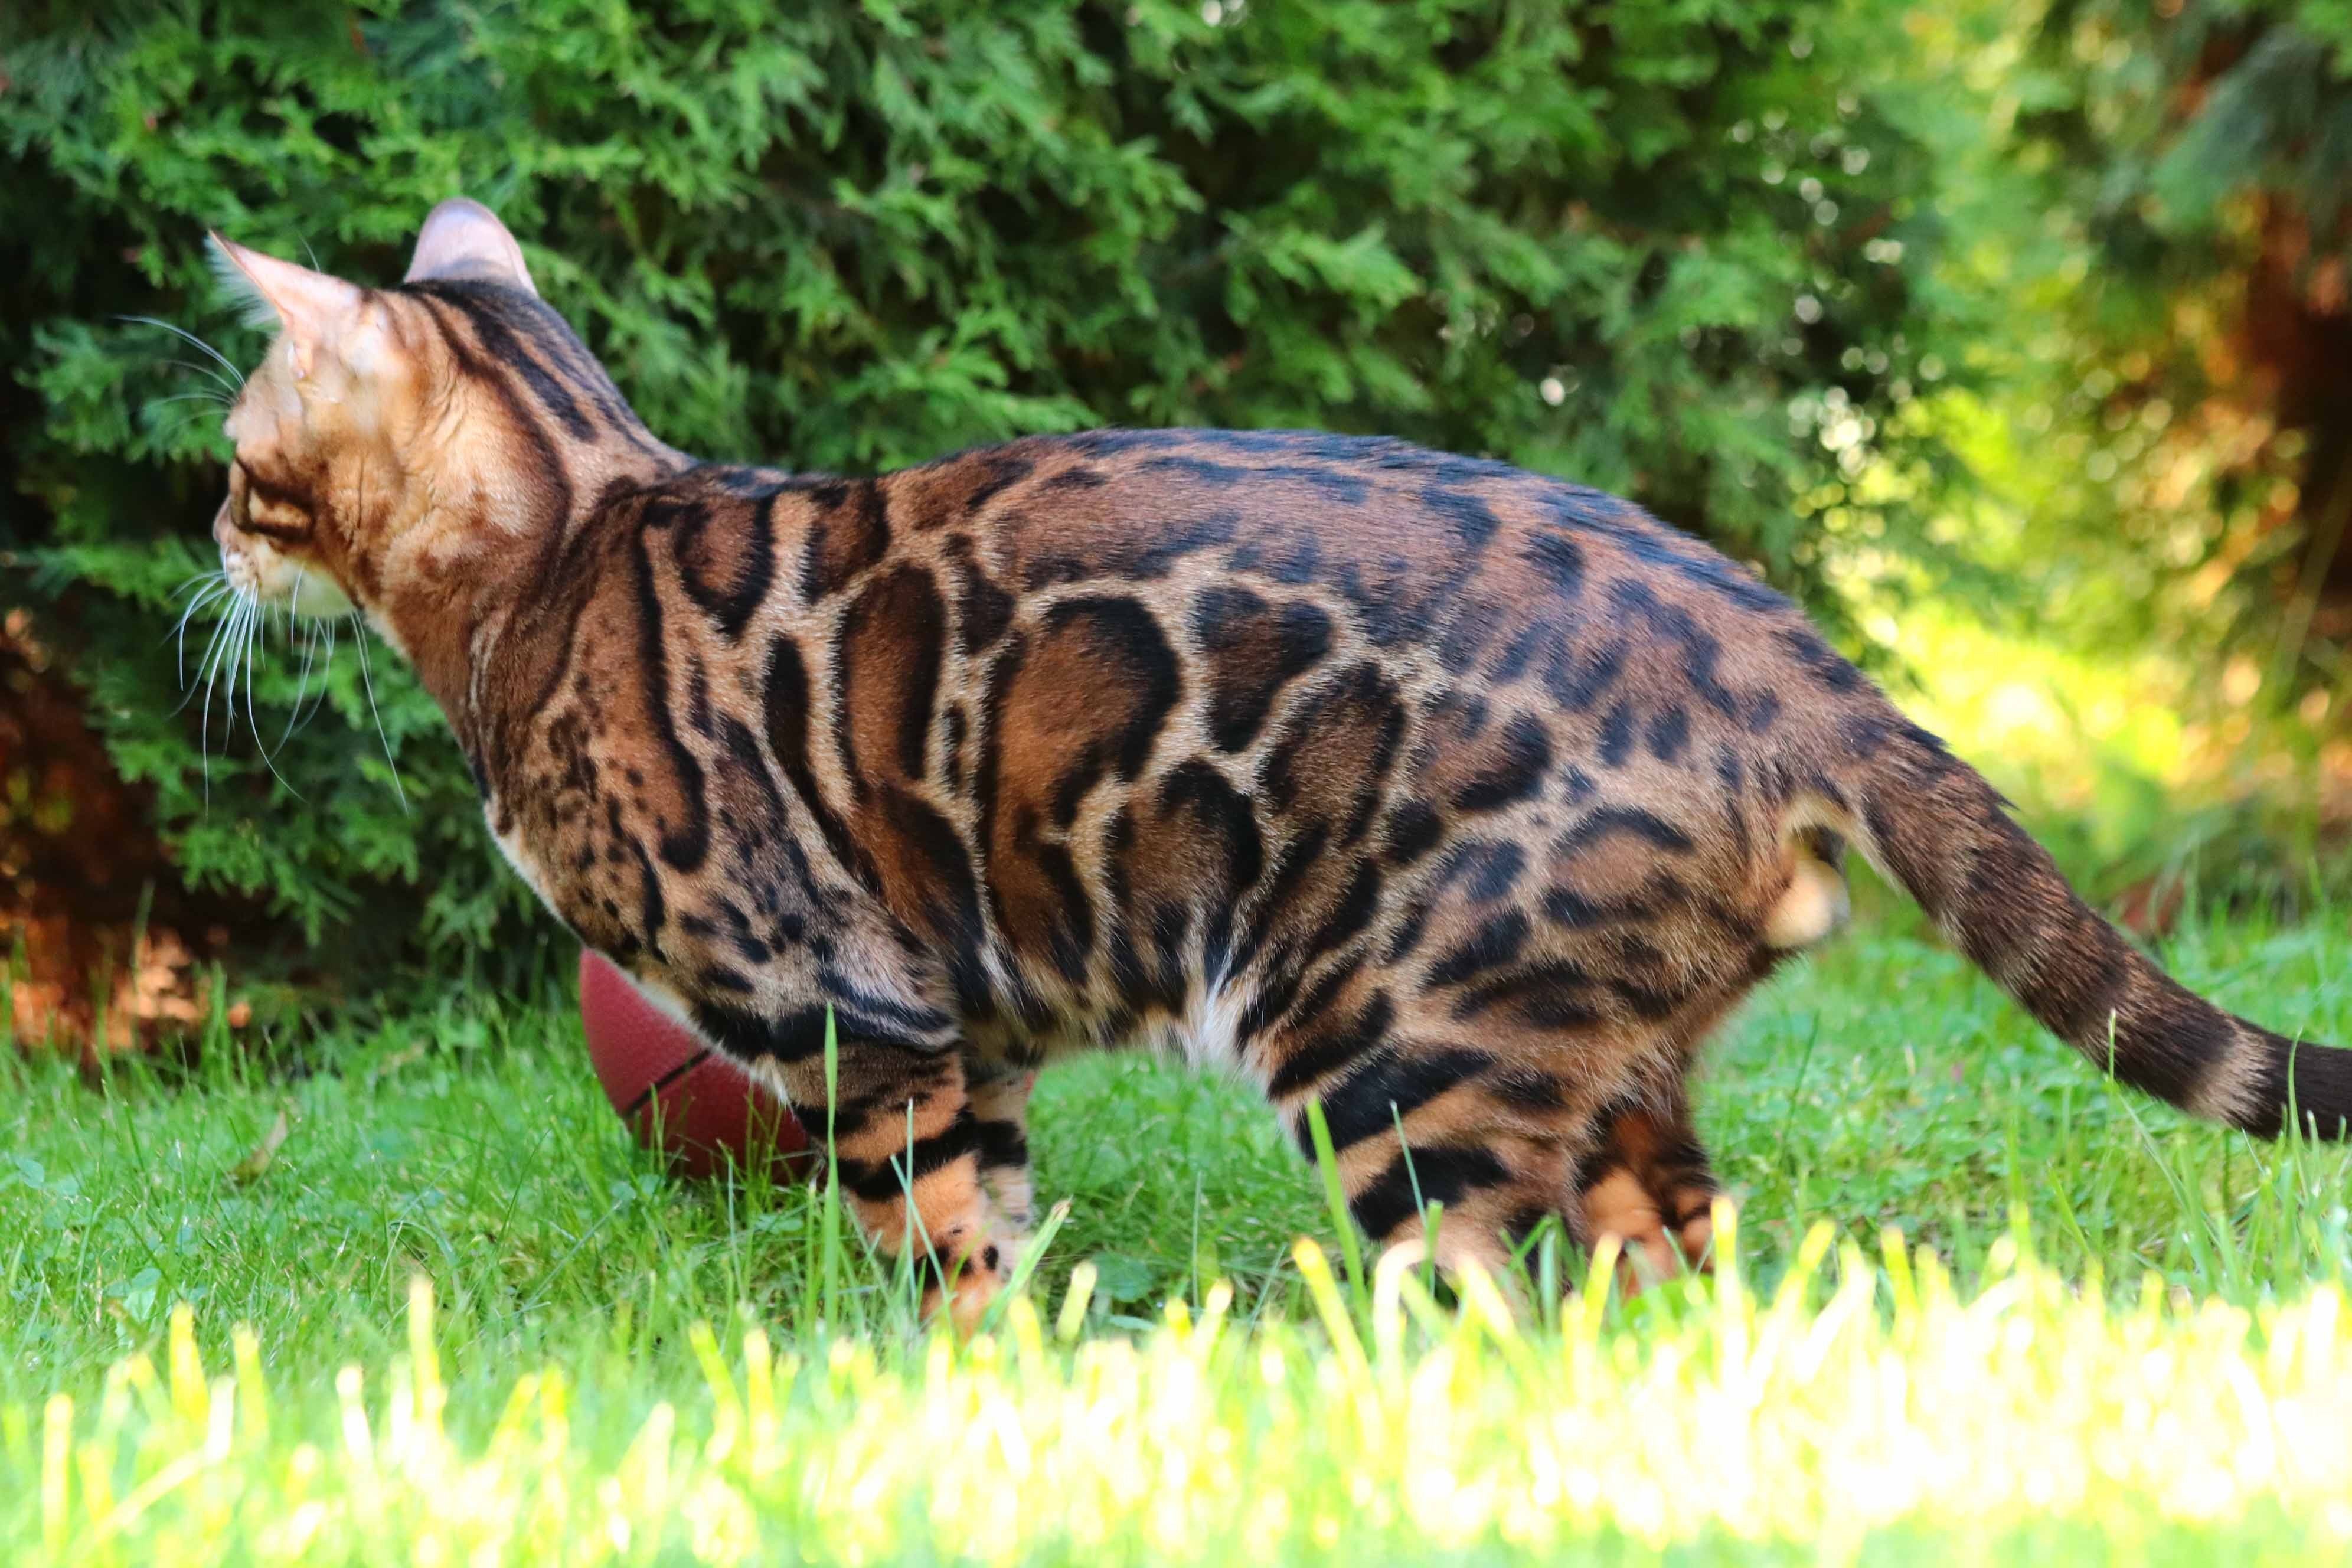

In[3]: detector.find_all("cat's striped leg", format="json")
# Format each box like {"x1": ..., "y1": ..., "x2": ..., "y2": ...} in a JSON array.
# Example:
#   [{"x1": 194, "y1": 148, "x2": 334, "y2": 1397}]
[
  {"x1": 769, "y1": 1037, "x2": 1016, "y2": 1330},
  {"x1": 1574, "y1": 1092, "x2": 1719, "y2": 1287},
  {"x1": 1255, "y1": 955, "x2": 1726, "y2": 1294},
  {"x1": 964, "y1": 1056, "x2": 1038, "y2": 1231},
  {"x1": 1256, "y1": 969, "x2": 1593, "y2": 1283},
  {"x1": 1338, "y1": 1120, "x2": 1582, "y2": 1286}
]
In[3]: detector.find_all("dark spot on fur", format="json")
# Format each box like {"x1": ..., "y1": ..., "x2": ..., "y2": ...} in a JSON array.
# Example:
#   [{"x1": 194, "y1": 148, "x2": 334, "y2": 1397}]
[
  {"x1": 1193, "y1": 588, "x2": 1332, "y2": 752},
  {"x1": 1452, "y1": 713, "x2": 1551, "y2": 812},
  {"x1": 1451, "y1": 960, "x2": 1606, "y2": 1029},
  {"x1": 1348, "y1": 1144, "x2": 1510, "y2": 1240},
  {"x1": 1427, "y1": 910, "x2": 1531, "y2": 989},
  {"x1": 965, "y1": 454, "x2": 1034, "y2": 514},
  {"x1": 1525, "y1": 531, "x2": 1586, "y2": 596},
  {"x1": 1435, "y1": 838, "x2": 1526, "y2": 903},
  {"x1": 1557, "y1": 805, "x2": 1694, "y2": 856},
  {"x1": 799, "y1": 478, "x2": 893, "y2": 602},
  {"x1": 762, "y1": 634, "x2": 870, "y2": 883},
  {"x1": 1647, "y1": 704, "x2": 1688, "y2": 764},
  {"x1": 1381, "y1": 799, "x2": 1444, "y2": 865},
  {"x1": 837, "y1": 564, "x2": 946, "y2": 787},
  {"x1": 1265, "y1": 988, "x2": 1394, "y2": 1097},
  {"x1": 1544, "y1": 639, "x2": 1626, "y2": 712},
  {"x1": 1778, "y1": 626, "x2": 1864, "y2": 691},
  {"x1": 945, "y1": 534, "x2": 1015, "y2": 655},
  {"x1": 1262, "y1": 662, "x2": 1406, "y2": 842},
  {"x1": 1312, "y1": 1046, "x2": 1499, "y2": 1153},
  {"x1": 1598, "y1": 700, "x2": 1636, "y2": 767},
  {"x1": 1422, "y1": 488, "x2": 1503, "y2": 551}
]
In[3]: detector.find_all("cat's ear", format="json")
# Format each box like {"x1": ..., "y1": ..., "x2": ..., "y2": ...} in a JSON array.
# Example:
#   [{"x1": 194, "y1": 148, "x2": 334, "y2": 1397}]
[
  {"x1": 404, "y1": 198, "x2": 537, "y2": 296},
  {"x1": 205, "y1": 235, "x2": 364, "y2": 379}
]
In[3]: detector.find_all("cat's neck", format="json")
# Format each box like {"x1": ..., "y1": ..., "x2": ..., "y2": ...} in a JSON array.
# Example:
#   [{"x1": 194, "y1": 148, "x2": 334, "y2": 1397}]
[{"x1": 373, "y1": 436, "x2": 698, "y2": 770}]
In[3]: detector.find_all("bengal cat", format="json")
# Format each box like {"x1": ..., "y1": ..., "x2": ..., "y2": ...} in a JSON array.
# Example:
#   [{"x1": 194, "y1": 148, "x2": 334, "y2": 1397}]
[{"x1": 202, "y1": 200, "x2": 2351, "y2": 1325}]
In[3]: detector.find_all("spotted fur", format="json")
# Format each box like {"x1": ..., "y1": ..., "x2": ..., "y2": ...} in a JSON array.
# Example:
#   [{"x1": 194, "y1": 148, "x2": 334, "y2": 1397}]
[{"x1": 207, "y1": 201, "x2": 2352, "y2": 1325}]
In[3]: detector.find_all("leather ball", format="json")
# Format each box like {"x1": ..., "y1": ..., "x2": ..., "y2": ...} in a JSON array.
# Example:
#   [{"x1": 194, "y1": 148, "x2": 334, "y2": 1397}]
[{"x1": 577, "y1": 948, "x2": 814, "y2": 1181}]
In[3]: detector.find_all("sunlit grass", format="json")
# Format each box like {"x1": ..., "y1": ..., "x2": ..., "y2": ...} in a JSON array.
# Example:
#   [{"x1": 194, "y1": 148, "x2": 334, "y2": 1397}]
[
  {"x1": 5, "y1": 916, "x2": 2352, "y2": 1561},
  {"x1": 10, "y1": 1231, "x2": 2352, "y2": 1564}
]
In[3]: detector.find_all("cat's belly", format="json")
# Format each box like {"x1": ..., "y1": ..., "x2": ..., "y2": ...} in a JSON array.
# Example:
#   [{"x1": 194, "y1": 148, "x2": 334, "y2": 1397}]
[{"x1": 961, "y1": 971, "x2": 1256, "y2": 1079}]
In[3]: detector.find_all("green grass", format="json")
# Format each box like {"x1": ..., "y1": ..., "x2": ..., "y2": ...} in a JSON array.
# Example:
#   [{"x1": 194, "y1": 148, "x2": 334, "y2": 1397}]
[{"x1": 5, "y1": 902, "x2": 2351, "y2": 1563}]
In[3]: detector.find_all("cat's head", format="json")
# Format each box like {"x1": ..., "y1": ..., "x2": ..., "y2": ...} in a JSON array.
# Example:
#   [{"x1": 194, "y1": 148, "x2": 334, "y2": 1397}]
[{"x1": 205, "y1": 199, "x2": 661, "y2": 638}]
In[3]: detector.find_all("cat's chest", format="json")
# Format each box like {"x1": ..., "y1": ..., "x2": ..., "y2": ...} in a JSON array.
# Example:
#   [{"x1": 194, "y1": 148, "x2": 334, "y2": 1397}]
[
  {"x1": 484, "y1": 805, "x2": 561, "y2": 918},
  {"x1": 484, "y1": 694, "x2": 955, "y2": 1024}
]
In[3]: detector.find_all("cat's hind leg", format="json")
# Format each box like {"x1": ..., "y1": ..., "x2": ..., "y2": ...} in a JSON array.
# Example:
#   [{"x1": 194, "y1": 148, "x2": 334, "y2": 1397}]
[
  {"x1": 1257, "y1": 955, "x2": 1730, "y2": 1296},
  {"x1": 1574, "y1": 1090, "x2": 1720, "y2": 1286}
]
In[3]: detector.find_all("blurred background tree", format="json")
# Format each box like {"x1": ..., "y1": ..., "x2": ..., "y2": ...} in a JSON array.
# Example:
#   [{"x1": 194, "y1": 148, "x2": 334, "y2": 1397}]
[
  {"x1": 1, "y1": 0, "x2": 2346, "y2": 1018},
  {"x1": 1871, "y1": 0, "x2": 2352, "y2": 899}
]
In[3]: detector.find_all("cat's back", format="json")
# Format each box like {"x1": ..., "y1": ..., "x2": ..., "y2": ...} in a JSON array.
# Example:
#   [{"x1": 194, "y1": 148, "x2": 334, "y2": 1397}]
[{"x1": 875, "y1": 427, "x2": 1822, "y2": 734}]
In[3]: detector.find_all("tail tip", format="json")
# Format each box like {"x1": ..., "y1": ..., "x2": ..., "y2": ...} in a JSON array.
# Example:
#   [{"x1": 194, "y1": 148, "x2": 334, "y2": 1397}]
[{"x1": 2238, "y1": 1030, "x2": 2352, "y2": 1141}]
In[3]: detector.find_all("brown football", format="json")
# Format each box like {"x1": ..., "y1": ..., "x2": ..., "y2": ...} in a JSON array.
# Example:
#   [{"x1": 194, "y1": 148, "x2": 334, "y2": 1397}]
[{"x1": 577, "y1": 948, "x2": 815, "y2": 1181}]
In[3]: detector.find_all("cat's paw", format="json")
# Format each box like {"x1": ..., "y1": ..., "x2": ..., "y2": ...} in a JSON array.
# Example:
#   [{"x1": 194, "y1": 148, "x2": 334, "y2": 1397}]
[
  {"x1": 1583, "y1": 1170, "x2": 1714, "y2": 1293},
  {"x1": 919, "y1": 1233, "x2": 1020, "y2": 1334}
]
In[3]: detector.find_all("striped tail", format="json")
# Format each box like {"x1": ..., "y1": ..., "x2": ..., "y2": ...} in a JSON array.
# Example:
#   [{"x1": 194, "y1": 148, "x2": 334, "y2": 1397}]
[{"x1": 1826, "y1": 710, "x2": 2351, "y2": 1139}]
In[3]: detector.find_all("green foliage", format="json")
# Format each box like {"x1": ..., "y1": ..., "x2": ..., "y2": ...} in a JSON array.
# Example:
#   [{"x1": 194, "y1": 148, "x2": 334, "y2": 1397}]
[
  {"x1": 1961, "y1": 0, "x2": 2352, "y2": 706},
  {"x1": 2, "y1": 0, "x2": 1970, "y2": 982}
]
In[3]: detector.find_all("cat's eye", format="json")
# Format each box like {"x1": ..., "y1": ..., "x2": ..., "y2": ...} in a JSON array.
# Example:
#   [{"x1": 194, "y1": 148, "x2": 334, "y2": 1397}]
[{"x1": 228, "y1": 459, "x2": 312, "y2": 544}]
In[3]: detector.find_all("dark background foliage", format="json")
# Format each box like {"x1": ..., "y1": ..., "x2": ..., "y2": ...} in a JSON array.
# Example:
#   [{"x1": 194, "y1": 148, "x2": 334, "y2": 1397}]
[{"x1": 2, "y1": 0, "x2": 2347, "y2": 1006}]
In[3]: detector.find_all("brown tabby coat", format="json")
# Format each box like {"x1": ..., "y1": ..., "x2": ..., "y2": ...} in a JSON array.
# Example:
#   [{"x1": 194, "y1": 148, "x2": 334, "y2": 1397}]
[{"x1": 206, "y1": 201, "x2": 2352, "y2": 1325}]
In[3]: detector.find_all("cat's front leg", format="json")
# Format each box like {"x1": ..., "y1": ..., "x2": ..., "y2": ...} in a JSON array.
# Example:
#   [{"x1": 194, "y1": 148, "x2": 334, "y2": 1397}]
[
  {"x1": 963, "y1": 1054, "x2": 1039, "y2": 1231},
  {"x1": 765, "y1": 1032, "x2": 1018, "y2": 1331}
]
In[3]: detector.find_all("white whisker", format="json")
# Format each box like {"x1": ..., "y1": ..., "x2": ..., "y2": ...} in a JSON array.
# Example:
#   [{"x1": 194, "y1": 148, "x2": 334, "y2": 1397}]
[
  {"x1": 279, "y1": 594, "x2": 322, "y2": 747},
  {"x1": 162, "y1": 358, "x2": 240, "y2": 398},
  {"x1": 222, "y1": 597, "x2": 250, "y2": 715},
  {"x1": 240, "y1": 602, "x2": 300, "y2": 797},
  {"x1": 117, "y1": 316, "x2": 245, "y2": 387},
  {"x1": 195, "y1": 596, "x2": 246, "y2": 800},
  {"x1": 292, "y1": 619, "x2": 338, "y2": 737},
  {"x1": 174, "y1": 587, "x2": 236, "y2": 714},
  {"x1": 153, "y1": 408, "x2": 234, "y2": 446},
  {"x1": 164, "y1": 577, "x2": 230, "y2": 662},
  {"x1": 351, "y1": 612, "x2": 409, "y2": 812},
  {"x1": 218, "y1": 596, "x2": 249, "y2": 733},
  {"x1": 148, "y1": 390, "x2": 233, "y2": 411},
  {"x1": 175, "y1": 584, "x2": 216, "y2": 623}
]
